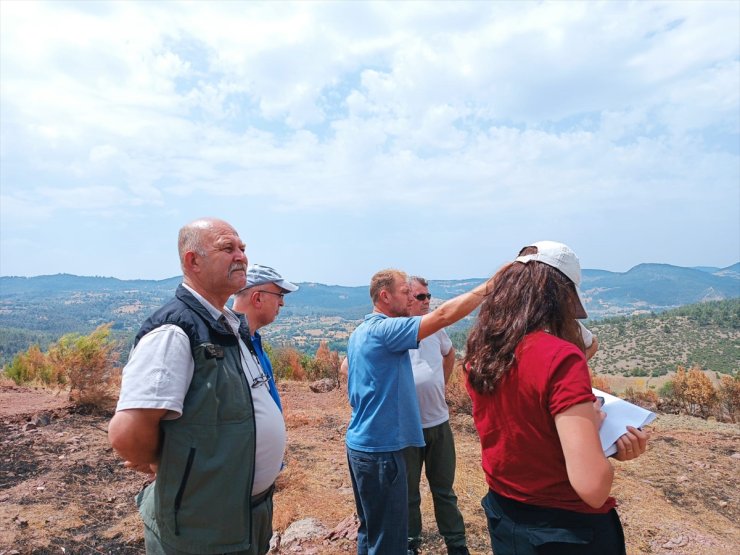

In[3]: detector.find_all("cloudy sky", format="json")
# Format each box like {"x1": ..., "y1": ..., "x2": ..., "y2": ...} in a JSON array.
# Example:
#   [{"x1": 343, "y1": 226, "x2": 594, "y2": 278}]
[{"x1": 1, "y1": 1, "x2": 738, "y2": 285}]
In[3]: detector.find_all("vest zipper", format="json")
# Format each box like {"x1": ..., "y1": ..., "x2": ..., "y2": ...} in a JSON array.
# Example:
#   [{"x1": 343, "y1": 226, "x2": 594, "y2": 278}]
[
  {"x1": 173, "y1": 447, "x2": 196, "y2": 536},
  {"x1": 235, "y1": 339, "x2": 257, "y2": 546}
]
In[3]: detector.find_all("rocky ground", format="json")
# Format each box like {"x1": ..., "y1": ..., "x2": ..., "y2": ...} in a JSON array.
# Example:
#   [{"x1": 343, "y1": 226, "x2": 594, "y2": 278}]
[{"x1": 1, "y1": 381, "x2": 738, "y2": 554}]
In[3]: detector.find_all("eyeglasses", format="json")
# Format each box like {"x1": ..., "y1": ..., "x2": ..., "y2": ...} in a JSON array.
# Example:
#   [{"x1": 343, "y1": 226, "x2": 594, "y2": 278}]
[
  {"x1": 251, "y1": 373, "x2": 272, "y2": 388},
  {"x1": 256, "y1": 290, "x2": 285, "y2": 299},
  {"x1": 414, "y1": 293, "x2": 432, "y2": 301},
  {"x1": 245, "y1": 344, "x2": 272, "y2": 389}
]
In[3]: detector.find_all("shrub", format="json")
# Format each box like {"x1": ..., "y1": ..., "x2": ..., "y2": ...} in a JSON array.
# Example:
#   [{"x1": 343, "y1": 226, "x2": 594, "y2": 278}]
[
  {"x1": 47, "y1": 324, "x2": 120, "y2": 412},
  {"x1": 659, "y1": 380, "x2": 675, "y2": 399},
  {"x1": 305, "y1": 340, "x2": 341, "y2": 383},
  {"x1": 717, "y1": 374, "x2": 740, "y2": 423},
  {"x1": 657, "y1": 380, "x2": 682, "y2": 414},
  {"x1": 623, "y1": 386, "x2": 659, "y2": 410},
  {"x1": 590, "y1": 371, "x2": 612, "y2": 393},
  {"x1": 272, "y1": 346, "x2": 306, "y2": 381},
  {"x1": 672, "y1": 365, "x2": 717, "y2": 418},
  {"x1": 446, "y1": 363, "x2": 472, "y2": 416},
  {"x1": 4, "y1": 344, "x2": 61, "y2": 386}
]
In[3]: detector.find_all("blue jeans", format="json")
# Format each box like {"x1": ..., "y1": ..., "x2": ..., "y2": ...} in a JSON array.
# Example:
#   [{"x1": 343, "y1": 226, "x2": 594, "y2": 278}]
[{"x1": 347, "y1": 447, "x2": 408, "y2": 555}]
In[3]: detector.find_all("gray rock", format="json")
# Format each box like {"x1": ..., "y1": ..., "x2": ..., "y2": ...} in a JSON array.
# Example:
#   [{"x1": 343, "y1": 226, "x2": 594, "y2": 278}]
[
  {"x1": 325, "y1": 514, "x2": 359, "y2": 542},
  {"x1": 281, "y1": 518, "x2": 327, "y2": 546},
  {"x1": 31, "y1": 412, "x2": 52, "y2": 427},
  {"x1": 309, "y1": 378, "x2": 336, "y2": 393}
]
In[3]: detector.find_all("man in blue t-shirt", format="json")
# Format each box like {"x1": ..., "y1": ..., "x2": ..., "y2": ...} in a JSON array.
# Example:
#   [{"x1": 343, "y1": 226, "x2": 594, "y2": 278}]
[
  {"x1": 346, "y1": 269, "x2": 492, "y2": 555},
  {"x1": 233, "y1": 264, "x2": 299, "y2": 411}
]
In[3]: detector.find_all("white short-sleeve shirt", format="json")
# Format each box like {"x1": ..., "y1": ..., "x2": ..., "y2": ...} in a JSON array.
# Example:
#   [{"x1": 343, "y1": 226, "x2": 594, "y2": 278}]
[
  {"x1": 409, "y1": 328, "x2": 453, "y2": 428},
  {"x1": 116, "y1": 284, "x2": 286, "y2": 495}
]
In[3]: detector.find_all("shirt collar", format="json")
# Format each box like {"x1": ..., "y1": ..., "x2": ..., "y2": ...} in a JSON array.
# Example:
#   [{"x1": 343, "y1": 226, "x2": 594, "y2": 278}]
[{"x1": 181, "y1": 283, "x2": 240, "y2": 330}]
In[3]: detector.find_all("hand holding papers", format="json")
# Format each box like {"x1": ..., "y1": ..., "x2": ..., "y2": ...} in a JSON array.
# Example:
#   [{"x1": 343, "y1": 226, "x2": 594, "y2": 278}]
[{"x1": 593, "y1": 387, "x2": 657, "y2": 457}]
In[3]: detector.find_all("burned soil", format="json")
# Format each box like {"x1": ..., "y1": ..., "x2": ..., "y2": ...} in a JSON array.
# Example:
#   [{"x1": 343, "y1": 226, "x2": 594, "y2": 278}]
[{"x1": 1, "y1": 383, "x2": 738, "y2": 555}]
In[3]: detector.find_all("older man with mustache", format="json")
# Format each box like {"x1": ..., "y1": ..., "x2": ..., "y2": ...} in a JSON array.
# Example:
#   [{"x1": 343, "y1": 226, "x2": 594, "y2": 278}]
[{"x1": 109, "y1": 217, "x2": 286, "y2": 555}]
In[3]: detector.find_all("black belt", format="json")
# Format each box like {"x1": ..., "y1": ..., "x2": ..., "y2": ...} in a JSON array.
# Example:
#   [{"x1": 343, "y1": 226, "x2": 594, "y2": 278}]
[{"x1": 251, "y1": 483, "x2": 275, "y2": 507}]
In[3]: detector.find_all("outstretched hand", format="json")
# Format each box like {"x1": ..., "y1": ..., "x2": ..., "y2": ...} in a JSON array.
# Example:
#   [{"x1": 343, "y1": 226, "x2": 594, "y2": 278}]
[{"x1": 614, "y1": 426, "x2": 649, "y2": 461}]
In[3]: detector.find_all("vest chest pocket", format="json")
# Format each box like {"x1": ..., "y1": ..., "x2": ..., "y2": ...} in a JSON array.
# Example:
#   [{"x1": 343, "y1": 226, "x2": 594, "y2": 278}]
[
  {"x1": 204, "y1": 344, "x2": 224, "y2": 359},
  {"x1": 189, "y1": 344, "x2": 253, "y2": 424}
]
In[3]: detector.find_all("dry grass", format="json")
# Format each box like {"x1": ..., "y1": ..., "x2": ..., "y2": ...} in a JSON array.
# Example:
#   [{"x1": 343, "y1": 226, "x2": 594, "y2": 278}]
[
  {"x1": 2, "y1": 381, "x2": 738, "y2": 554},
  {"x1": 274, "y1": 382, "x2": 740, "y2": 555}
]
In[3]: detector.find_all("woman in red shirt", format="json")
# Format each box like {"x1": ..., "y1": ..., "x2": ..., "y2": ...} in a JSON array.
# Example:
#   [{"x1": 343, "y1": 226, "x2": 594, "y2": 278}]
[{"x1": 464, "y1": 241, "x2": 649, "y2": 555}]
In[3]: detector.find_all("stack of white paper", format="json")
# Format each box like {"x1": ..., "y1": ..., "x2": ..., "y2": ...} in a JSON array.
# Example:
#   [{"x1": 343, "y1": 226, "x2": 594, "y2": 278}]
[{"x1": 593, "y1": 387, "x2": 657, "y2": 456}]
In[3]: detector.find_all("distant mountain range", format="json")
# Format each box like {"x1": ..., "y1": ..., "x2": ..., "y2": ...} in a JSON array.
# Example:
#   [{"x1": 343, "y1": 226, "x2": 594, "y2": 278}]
[
  {"x1": 1, "y1": 262, "x2": 738, "y2": 328},
  {"x1": 580, "y1": 263, "x2": 740, "y2": 317},
  {"x1": 0, "y1": 262, "x2": 738, "y2": 365}
]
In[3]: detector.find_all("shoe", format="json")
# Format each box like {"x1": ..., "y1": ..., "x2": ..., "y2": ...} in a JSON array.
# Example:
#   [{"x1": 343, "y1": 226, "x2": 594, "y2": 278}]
[{"x1": 447, "y1": 546, "x2": 470, "y2": 555}]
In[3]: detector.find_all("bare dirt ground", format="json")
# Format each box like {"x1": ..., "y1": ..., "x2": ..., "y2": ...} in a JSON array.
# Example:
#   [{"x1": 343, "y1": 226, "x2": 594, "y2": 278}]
[{"x1": 1, "y1": 382, "x2": 738, "y2": 555}]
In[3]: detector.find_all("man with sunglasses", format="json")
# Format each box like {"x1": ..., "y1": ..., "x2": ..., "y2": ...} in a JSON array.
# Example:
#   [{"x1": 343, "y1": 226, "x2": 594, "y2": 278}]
[
  {"x1": 233, "y1": 264, "x2": 299, "y2": 411},
  {"x1": 405, "y1": 276, "x2": 468, "y2": 555},
  {"x1": 109, "y1": 218, "x2": 286, "y2": 555},
  {"x1": 345, "y1": 269, "x2": 493, "y2": 555}
]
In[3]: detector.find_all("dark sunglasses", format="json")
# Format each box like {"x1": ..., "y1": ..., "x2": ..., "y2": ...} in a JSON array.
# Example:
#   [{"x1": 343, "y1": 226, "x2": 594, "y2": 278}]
[{"x1": 414, "y1": 293, "x2": 432, "y2": 301}]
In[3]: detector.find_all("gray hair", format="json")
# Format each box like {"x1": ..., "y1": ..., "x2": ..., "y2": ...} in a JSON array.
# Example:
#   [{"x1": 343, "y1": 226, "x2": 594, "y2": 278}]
[
  {"x1": 408, "y1": 275, "x2": 428, "y2": 287},
  {"x1": 177, "y1": 218, "x2": 212, "y2": 270}
]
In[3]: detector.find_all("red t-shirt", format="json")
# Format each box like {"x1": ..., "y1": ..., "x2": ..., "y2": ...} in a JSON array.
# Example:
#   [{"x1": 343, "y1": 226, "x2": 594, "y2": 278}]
[{"x1": 466, "y1": 331, "x2": 616, "y2": 514}]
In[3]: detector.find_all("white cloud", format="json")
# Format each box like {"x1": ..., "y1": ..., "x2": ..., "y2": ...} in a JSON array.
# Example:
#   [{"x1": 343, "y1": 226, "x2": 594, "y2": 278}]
[{"x1": 0, "y1": 0, "x2": 738, "y2": 280}]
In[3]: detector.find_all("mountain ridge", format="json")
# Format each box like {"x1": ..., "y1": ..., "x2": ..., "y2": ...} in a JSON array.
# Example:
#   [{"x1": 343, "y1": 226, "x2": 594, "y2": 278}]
[
  {"x1": 1, "y1": 263, "x2": 738, "y2": 321},
  {"x1": 2, "y1": 261, "x2": 738, "y2": 289},
  {"x1": 1, "y1": 264, "x2": 738, "y2": 368}
]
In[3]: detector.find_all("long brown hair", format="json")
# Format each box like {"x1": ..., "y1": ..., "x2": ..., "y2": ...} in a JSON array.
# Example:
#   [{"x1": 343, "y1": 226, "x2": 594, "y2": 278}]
[{"x1": 464, "y1": 246, "x2": 585, "y2": 394}]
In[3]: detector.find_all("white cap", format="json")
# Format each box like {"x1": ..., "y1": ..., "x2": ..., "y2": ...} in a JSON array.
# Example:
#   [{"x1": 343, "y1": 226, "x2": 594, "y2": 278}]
[{"x1": 515, "y1": 240, "x2": 588, "y2": 318}]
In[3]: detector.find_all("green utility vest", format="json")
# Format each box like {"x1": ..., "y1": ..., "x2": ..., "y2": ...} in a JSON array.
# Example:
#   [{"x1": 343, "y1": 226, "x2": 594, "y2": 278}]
[{"x1": 135, "y1": 287, "x2": 257, "y2": 553}]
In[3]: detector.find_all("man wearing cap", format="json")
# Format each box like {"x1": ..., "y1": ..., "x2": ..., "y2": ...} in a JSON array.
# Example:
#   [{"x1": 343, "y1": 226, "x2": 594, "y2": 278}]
[
  {"x1": 109, "y1": 218, "x2": 286, "y2": 555},
  {"x1": 404, "y1": 276, "x2": 469, "y2": 555},
  {"x1": 233, "y1": 264, "x2": 299, "y2": 411},
  {"x1": 345, "y1": 269, "x2": 494, "y2": 555}
]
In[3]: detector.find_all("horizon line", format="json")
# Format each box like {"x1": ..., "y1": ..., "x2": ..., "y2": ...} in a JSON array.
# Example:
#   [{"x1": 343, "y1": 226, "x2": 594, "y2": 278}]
[{"x1": 1, "y1": 260, "x2": 738, "y2": 287}]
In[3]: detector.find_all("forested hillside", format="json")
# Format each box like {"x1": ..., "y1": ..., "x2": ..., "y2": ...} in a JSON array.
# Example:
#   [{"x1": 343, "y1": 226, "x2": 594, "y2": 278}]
[
  {"x1": 587, "y1": 298, "x2": 739, "y2": 376},
  {"x1": 1, "y1": 267, "x2": 738, "y2": 368}
]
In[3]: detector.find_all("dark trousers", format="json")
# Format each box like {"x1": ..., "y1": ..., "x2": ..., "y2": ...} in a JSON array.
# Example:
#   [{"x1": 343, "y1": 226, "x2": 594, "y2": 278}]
[
  {"x1": 143, "y1": 488, "x2": 274, "y2": 555},
  {"x1": 347, "y1": 447, "x2": 408, "y2": 555},
  {"x1": 482, "y1": 489, "x2": 626, "y2": 555},
  {"x1": 404, "y1": 421, "x2": 466, "y2": 549}
]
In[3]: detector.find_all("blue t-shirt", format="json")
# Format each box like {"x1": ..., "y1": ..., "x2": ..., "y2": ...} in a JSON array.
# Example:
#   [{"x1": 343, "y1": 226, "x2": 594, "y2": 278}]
[{"x1": 346, "y1": 312, "x2": 424, "y2": 452}]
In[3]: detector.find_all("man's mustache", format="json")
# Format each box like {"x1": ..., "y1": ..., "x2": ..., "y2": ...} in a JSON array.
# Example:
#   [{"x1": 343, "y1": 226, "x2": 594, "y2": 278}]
[{"x1": 228, "y1": 263, "x2": 247, "y2": 276}]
